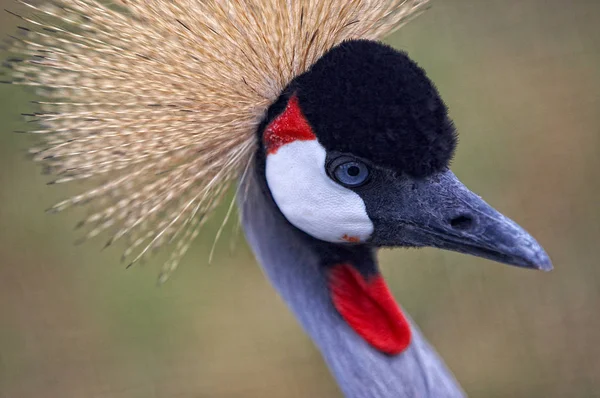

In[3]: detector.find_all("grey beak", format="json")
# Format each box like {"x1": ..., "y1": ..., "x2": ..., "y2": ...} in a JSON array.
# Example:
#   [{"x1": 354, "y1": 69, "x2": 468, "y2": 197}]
[{"x1": 369, "y1": 170, "x2": 552, "y2": 271}]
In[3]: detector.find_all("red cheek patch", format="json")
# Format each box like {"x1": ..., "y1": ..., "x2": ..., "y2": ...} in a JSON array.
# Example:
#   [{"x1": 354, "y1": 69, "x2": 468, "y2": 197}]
[
  {"x1": 329, "y1": 264, "x2": 411, "y2": 355},
  {"x1": 264, "y1": 95, "x2": 316, "y2": 154},
  {"x1": 342, "y1": 234, "x2": 361, "y2": 243}
]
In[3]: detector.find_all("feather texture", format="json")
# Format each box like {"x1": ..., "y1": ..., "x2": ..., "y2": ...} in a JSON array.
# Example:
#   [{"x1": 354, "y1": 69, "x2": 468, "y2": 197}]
[{"x1": 5, "y1": 0, "x2": 429, "y2": 281}]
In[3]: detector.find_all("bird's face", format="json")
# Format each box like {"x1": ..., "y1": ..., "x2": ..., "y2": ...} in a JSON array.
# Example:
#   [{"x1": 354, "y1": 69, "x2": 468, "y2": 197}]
[{"x1": 260, "y1": 40, "x2": 551, "y2": 270}]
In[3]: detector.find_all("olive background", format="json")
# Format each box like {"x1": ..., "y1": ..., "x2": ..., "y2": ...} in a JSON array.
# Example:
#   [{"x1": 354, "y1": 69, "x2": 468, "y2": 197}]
[{"x1": 1, "y1": 1, "x2": 599, "y2": 397}]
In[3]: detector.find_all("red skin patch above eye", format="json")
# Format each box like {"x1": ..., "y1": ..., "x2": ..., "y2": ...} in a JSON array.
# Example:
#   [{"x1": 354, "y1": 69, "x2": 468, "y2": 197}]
[
  {"x1": 329, "y1": 264, "x2": 411, "y2": 355},
  {"x1": 264, "y1": 95, "x2": 317, "y2": 154}
]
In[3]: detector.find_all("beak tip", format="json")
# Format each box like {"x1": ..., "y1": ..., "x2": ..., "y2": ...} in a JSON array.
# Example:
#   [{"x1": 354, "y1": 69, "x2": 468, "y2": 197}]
[
  {"x1": 535, "y1": 259, "x2": 553, "y2": 272},
  {"x1": 528, "y1": 250, "x2": 553, "y2": 272}
]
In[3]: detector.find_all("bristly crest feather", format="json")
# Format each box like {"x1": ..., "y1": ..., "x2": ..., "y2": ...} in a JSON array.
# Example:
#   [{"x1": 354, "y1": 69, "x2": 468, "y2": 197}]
[{"x1": 5, "y1": 0, "x2": 429, "y2": 281}]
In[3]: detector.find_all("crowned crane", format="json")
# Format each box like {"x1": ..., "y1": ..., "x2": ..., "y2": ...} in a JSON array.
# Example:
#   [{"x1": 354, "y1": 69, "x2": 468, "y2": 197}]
[{"x1": 4, "y1": 1, "x2": 551, "y2": 397}]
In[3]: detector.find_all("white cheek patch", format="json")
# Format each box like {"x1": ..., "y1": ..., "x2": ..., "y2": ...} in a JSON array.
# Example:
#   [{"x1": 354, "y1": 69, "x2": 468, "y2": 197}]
[{"x1": 265, "y1": 140, "x2": 374, "y2": 243}]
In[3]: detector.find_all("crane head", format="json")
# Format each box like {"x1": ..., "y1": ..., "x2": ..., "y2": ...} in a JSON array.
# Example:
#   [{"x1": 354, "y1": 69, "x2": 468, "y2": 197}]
[{"x1": 258, "y1": 40, "x2": 551, "y2": 271}]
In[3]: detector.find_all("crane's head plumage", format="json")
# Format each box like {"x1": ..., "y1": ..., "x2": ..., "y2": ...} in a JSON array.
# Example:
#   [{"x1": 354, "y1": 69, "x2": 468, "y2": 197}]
[{"x1": 4, "y1": 0, "x2": 551, "y2": 282}]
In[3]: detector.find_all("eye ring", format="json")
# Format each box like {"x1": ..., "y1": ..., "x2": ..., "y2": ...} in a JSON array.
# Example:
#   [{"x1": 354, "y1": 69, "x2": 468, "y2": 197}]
[{"x1": 329, "y1": 158, "x2": 370, "y2": 188}]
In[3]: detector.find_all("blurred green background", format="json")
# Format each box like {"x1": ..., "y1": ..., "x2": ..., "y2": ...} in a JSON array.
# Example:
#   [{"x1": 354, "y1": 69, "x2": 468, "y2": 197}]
[{"x1": 1, "y1": 1, "x2": 599, "y2": 397}]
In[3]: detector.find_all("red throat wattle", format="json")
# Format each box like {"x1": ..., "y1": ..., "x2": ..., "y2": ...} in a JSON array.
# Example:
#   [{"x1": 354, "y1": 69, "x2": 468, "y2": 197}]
[
  {"x1": 264, "y1": 95, "x2": 316, "y2": 154},
  {"x1": 329, "y1": 264, "x2": 411, "y2": 355}
]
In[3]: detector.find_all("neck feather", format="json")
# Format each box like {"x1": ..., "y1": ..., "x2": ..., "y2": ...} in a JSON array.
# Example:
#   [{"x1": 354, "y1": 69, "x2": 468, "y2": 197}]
[{"x1": 239, "y1": 169, "x2": 465, "y2": 398}]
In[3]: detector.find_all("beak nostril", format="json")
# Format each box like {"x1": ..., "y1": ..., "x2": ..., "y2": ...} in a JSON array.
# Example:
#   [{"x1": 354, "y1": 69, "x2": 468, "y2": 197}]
[{"x1": 449, "y1": 214, "x2": 474, "y2": 231}]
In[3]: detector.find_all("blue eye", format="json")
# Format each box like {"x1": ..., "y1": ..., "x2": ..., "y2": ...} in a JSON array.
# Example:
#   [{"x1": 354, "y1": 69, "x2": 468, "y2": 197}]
[{"x1": 333, "y1": 160, "x2": 370, "y2": 187}]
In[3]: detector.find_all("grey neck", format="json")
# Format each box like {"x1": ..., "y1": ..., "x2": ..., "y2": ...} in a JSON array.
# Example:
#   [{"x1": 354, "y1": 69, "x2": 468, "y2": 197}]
[{"x1": 240, "y1": 171, "x2": 466, "y2": 398}]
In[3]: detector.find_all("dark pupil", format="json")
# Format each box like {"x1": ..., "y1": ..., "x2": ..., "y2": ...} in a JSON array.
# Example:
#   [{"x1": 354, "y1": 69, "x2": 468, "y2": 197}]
[{"x1": 347, "y1": 166, "x2": 360, "y2": 177}]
